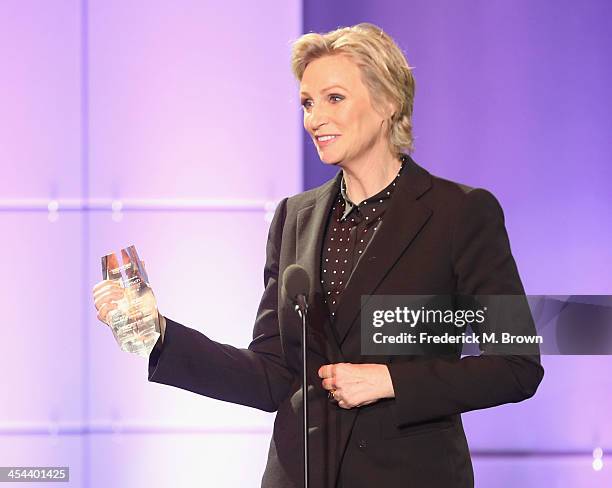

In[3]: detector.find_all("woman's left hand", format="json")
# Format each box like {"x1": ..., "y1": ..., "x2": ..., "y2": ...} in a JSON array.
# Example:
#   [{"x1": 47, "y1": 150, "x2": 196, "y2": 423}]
[{"x1": 318, "y1": 363, "x2": 395, "y2": 409}]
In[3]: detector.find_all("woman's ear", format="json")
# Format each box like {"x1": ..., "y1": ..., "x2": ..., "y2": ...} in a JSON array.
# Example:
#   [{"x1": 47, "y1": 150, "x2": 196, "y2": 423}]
[
  {"x1": 387, "y1": 100, "x2": 398, "y2": 120},
  {"x1": 385, "y1": 102, "x2": 397, "y2": 130}
]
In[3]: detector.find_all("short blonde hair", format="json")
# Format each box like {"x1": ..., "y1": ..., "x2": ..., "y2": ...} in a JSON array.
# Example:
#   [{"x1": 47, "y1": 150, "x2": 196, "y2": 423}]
[{"x1": 291, "y1": 23, "x2": 416, "y2": 155}]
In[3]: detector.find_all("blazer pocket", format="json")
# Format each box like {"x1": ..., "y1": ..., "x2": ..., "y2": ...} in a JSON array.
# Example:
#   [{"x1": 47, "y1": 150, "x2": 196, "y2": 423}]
[{"x1": 379, "y1": 409, "x2": 455, "y2": 439}]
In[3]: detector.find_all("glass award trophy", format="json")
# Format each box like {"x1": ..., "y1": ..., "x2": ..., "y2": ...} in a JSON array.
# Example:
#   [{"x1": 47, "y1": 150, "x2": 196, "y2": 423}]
[{"x1": 101, "y1": 245, "x2": 160, "y2": 357}]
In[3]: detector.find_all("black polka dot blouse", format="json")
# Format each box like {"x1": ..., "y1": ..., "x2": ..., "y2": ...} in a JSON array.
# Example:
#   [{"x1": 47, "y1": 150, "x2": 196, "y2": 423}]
[{"x1": 321, "y1": 155, "x2": 406, "y2": 322}]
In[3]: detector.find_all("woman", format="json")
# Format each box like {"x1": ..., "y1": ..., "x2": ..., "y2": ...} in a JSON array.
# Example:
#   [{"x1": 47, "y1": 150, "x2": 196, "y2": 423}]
[{"x1": 93, "y1": 23, "x2": 543, "y2": 488}]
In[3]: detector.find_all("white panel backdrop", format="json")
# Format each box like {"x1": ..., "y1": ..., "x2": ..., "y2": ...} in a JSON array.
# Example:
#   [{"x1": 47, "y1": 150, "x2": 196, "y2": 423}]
[{"x1": 1, "y1": 0, "x2": 302, "y2": 486}]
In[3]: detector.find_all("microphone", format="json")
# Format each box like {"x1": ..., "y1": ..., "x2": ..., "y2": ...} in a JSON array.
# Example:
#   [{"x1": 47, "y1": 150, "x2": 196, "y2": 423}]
[
  {"x1": 283, "y1": 264, "x2": 311, "y2": 315},
  {"x1": 282, "y1": 264, "x2": 312, "y2": 488}
]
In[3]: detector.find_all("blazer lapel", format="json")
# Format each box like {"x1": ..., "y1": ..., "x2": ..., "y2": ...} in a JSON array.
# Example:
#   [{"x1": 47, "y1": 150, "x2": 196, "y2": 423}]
[
  {"x1": 296, "y1": 171, "x2": 346, "y2": 362},
  {"x1": 294, "y1": 173, "x2": 361, "y2": 488},
  {"x1": 333, "y1": 156, "x2": 434, "y2": 349}
]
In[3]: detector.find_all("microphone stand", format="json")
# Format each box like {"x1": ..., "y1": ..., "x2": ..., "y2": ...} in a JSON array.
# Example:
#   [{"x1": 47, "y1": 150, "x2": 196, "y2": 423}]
[{"x1": 295, "y1": 295, "x2": 309, "y2": 488}]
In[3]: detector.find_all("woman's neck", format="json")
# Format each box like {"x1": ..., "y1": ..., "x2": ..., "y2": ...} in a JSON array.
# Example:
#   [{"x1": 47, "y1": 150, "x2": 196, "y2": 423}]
[{"x1": 341, "y1": 152, "x2": 402, "y2": 204}]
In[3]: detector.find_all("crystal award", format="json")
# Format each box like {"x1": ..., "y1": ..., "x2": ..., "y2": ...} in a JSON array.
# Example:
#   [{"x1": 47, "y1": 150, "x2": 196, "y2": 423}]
[{"x1": 101, "y1": 245, "x2": 160, "y2": 357}]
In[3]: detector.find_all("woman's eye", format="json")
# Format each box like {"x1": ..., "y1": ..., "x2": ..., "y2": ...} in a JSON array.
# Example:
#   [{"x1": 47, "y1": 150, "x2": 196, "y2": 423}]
[{"x1": 301, "y1": 95, "x2": 342, "y2": 110}]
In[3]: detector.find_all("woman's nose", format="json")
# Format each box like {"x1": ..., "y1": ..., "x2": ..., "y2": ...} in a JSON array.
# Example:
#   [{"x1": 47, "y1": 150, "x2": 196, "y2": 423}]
[{"x1": 307, "y1": 106, "x2": 329, "y2": 132}]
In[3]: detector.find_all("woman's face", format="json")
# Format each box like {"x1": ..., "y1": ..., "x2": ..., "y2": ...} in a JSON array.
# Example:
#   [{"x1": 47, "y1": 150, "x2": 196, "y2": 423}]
[{"x1": 300, "y1": 54, "x2": 391, "y2": 167}]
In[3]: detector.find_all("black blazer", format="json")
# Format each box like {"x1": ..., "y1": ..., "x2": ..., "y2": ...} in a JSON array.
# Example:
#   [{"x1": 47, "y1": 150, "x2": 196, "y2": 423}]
[{"x1": 148, "y1": 154, "x2": 544, "y2": 488}]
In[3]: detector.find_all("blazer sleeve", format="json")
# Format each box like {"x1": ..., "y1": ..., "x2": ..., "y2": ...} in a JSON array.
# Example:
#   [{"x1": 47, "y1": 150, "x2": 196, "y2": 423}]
[
  {"x1": 386, "y1": 189, "x2": 544, "y2": 427},
  {"x1": 147, "y1": 197, "x2": 295, "y2": 412}
]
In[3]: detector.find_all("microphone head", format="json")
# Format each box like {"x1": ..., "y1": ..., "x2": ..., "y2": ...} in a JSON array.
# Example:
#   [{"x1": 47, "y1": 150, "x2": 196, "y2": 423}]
[{"x1": 283, "y1": 264, "x2": 311, "y2": 302}]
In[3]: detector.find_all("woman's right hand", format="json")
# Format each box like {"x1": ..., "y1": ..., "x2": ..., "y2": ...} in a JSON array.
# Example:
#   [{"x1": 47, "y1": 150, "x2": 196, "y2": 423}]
[{"x1": 92, "y1": 279, "x2": 125, "y2": 326}]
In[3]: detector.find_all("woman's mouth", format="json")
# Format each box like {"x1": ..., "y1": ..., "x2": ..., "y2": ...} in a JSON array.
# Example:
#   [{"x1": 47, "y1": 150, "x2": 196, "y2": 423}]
[{"x1": 316, "y1": 135, "x2": 340, "y2": 147}]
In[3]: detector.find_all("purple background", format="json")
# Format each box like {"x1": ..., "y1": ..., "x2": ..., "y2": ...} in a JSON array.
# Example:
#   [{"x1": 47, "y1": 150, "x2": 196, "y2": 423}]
[{"x1": 1, "y1": 0, "x2": 610, "y2": 486}]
